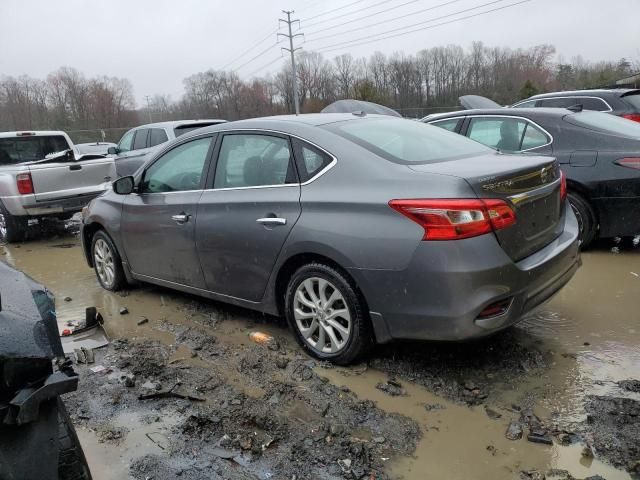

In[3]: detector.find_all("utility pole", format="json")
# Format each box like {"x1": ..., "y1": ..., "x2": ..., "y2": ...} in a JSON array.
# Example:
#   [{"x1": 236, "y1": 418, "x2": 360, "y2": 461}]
[
  {"x1": 144, "y1": 95, "x2": 153, "y2": 123},
  {"x1": 278, "y1": 10, "x2": 303, "y2": 115}
]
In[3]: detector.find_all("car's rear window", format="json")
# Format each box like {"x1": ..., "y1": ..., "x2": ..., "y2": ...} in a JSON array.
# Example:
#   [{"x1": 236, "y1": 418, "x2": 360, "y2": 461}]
[
  {"x1": 623, "y1": 92, "x2": 640, "y2": 110},
  {"x1": 175, "y1": 122, "x2": 222, "y2": 137},
  {"x1": 0, "y1": 135, "x2": 70, "y2": 165},
  {"x1": 564, "y1": 111, "x2": 640, "y2": 138},
  {"x1": 323, "y1": 117, "x2": 490, "y2": 164}
]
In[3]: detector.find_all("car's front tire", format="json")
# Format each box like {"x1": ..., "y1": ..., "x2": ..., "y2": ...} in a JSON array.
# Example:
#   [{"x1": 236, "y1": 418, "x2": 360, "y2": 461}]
[
  {"x1": 285, "y1": 263, "x2": 372, "y2": 365},
  {"x1": 91, "y1": 230, "x2": 126, "y2": 291},
  {"x1": 568, "y1": 192, "x2": 597, "y2": 248}
]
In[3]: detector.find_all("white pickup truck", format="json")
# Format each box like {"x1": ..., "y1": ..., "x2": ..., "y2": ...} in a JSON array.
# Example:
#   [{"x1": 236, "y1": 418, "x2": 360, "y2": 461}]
[{"x1": 0, "y1": 131, "x2": 116, "y2": 242}]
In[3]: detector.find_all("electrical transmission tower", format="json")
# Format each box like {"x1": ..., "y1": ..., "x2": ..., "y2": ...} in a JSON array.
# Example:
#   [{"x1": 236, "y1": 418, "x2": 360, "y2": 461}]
[
  {"x1": 278, "y1": 10, "x2": 303, "y2": 115},
  {"x1": 144, "y1": 95, "x2": 153, "y2": 123}
]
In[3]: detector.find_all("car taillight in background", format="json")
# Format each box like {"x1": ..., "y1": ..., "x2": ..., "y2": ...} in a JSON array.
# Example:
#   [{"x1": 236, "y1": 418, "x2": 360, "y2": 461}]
[
  {"x1": 16, "y1": 173, "x2": 34, "y2": 194},
  {"x1": 614, "y1": 157, "x2": 640, "y2": 170},
  {"x1": 560, "y1": 170, "x2": 567, "y2": 201},
  {"x1": 389, "y1": 198, "x2": 516, "y2": 241},
  {"x1": 622, "y1": 114, "x2": 640, "y2": 123}
]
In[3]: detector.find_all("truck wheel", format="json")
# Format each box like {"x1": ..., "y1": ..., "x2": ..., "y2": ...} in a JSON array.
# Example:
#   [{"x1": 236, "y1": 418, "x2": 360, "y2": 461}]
[
  {"x1": 285, "y1": 263, "x2": 373, "y2": 365},
  {"x1": 57, "y1": 398, "x2": 92, "y2": 480},
  {"x1": 568, "y1": 192, "x2": 597, "y2": 249},
  {"x1": 91, "y1": 230, "x2": 126, "y2": 291},
  {"x1": 0, "y1": 211, "x2": 28, "y2": 243}
]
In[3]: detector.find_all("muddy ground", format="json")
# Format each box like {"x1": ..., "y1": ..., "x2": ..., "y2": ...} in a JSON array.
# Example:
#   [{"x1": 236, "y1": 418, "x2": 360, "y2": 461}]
[{"x1": 1, "y1": 219, "x2": 639, "y2": 480}]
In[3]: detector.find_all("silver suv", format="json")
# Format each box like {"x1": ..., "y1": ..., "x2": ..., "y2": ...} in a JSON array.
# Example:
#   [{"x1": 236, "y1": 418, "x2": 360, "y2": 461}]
[{"x1": 0, "y1": 130, "x2": 115, "y2": 242}]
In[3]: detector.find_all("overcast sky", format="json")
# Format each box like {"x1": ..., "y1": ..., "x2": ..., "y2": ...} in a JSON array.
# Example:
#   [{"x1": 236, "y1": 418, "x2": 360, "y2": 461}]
[{"x1": 1, "y1": 0, "x2": 638, "y2": 106}]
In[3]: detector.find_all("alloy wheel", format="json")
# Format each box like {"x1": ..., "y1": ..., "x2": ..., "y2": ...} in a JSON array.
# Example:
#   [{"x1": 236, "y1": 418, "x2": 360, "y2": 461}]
[
  {"x1": 94, "y1": 238, "x2": 115, "y2": 288},
  {"x1": 293, "y1": 277, "x2": 352, "y2": 354}
]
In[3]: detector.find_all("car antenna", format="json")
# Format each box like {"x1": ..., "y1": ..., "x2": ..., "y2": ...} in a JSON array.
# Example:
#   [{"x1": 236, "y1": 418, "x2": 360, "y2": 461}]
[
  {"x1": 352, "y1": 110, "x2": 367, "y2": 117},
  {"x1": 567, "y1": 104, "x2": 583, "y2": 113}
]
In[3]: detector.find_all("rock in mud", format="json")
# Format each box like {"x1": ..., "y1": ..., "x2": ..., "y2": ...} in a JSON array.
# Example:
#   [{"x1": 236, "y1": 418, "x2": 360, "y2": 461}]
[
  {"x1": 585, "y1": 395, "x2": 640, "y2": 473},
  {"x1": 618, "y1": 379, "x2": 640, "y2": 393},
  {"x1": 119, "y1": 306, "x2": 129, "y2": 315},
  {"x1": 520, "y1": 470, "x2": 544, "y2": 480},
  {"x1": 376, "y1": 379, "x2": 407, "y2": 396},
  {"x1": 527, "y1": 430, "x2": 553, "y2": 445},
  {"x1": 275, "y1": 356, "x2": 289, "y2": 369},
  {"x1": 506, "y1": 421, "x2": 524, "y2": 440},
  {"x1": 484, "y1": 406, "x2": 502, "y2": 419}
]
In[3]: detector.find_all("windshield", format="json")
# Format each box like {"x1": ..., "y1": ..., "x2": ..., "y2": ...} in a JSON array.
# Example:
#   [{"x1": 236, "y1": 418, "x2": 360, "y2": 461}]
[
  {"x1": 0, "y1": 135, "x2": 70, "y2": 165},
  {"x1": 324, "y1": 117, "x2": 490, "y2": 164},
  {"x1": 623, "y1": 92, "x2": 640, "y2": 110},
  {"x1": 564, "y1": 111, "x2": 640, "y2": 138}
]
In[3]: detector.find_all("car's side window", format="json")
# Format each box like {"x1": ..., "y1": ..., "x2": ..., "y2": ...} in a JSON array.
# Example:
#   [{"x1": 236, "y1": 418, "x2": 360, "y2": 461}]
[
  {"x1": 429, "y1": 118, "x2": 460, "y2": 132},
  {"x1": 292, "y1": 138, "x2": 333, "y2": 182},
  {"x1": 149, "y1": 128, "x2": 169, "y2": 147},
  {"x1": 538, "y1": 97, "x2": 579, "y2": 108},
  {"x1": 140, "y1": 137, "x2": 212, "y2": 194},
  {"x1": 513, "y1": 100, "x2": 537, "y2": 108},
  {"x1": 577, "y1": 97, "x2": 610, "y2": 112},
  {"x1": 520, "y1": 123, "x2": 550, "y2": 150},
  {"x1": 118, "y1": 130, "x2": 135, "y2": 152},
  {"x1": 467, "y1": 117, "x2": 527, "y2": 152},
  {"x1": 214, "y1": 134, "x2": 297, "y2": 189},
  {"x1": 132, "y1": 129, "x2": 149, "y2": 151}
]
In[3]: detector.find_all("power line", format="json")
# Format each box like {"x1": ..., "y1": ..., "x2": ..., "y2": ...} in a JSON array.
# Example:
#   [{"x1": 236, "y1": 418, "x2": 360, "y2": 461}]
[
  {"x1": 232, "y1": 41, "x2": 281, "y2": 73},
  {"x1": 221, "y1": 27, "x2": 279, "y2": 70},
  {"x1": 306, "y1": 0, "x2": 464, "y2": 40},
  {"x1": 245, "y1": 56, "x2": 285, "y2": 78},
  {"x1": 298, "y1": 0, "x2": 366, "y2": 23},
  {"x1": 301, "y1": 0, "x2": 398, "y2": 28},
  {"x1": 315, "y1": 0, "x2": 528, "y2": 53}
]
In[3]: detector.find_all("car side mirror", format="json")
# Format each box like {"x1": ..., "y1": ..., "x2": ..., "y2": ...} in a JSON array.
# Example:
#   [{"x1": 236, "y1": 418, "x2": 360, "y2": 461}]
[
  {"x1": 113, "y1": 176, "x2": 135, "y2": 195},
  {"x1": 107, "y1": 146, "x2": 118, "y2": 155}
]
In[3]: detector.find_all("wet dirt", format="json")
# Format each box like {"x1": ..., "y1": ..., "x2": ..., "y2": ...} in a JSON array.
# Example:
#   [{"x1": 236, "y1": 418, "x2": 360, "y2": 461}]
[{"x1": 2, "y1": 223, "x2": 639, "y2": 479}]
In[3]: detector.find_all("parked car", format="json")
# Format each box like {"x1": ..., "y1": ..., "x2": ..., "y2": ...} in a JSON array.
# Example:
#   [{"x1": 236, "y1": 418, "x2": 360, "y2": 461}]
[
  {"x1": 423, "y1": 101, "x2": 640, "y2": 247},
  {"x1": 75, "y1": 141, "x2": 118, "y2": 156},
  {"x1": 0, "y1": 131, "x2": 116, "y2": 243},
  {"x1": 0, "y1": 261, "x2": 91, "y2": 479},
  {"x1": 509, "y1": 88, "x2": 640, "y2": 122},
  {"x1": 109, "y1": 120, "x2": 226, "y2": 177},
  {"x1": 81, "y1": 114, "x2": 580, "y2": 364}
]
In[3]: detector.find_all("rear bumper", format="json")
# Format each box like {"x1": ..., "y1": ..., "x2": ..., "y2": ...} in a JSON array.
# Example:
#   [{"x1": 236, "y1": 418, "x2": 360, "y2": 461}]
[
  {"x1": 1, "y1": 191, "x2": 105, "y2": 217},
  {"x1": 350, "y1": 206, "x2": 581, "y2": 343}
]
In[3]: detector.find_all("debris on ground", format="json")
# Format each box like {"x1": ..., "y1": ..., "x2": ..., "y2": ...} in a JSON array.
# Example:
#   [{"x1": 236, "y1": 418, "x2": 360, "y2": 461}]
[
  {"x1": 137, "y1": 317, "x2": 149, "y2": 326},
  {"x1": 119, "y1": 306, "x2": 129, "y2": 315},
  {"x1": 248, "y1": 331, "x2": 280, "y2": 351},
  {"x1": 376, "y1": 379, "x2": 407, "y2": 396},
  {"x1": 506, "y1": 421, "x2": 524, "y2": 440},
  {"x1": 618, "y1": 379, "x2": 640, "y2": 392}
]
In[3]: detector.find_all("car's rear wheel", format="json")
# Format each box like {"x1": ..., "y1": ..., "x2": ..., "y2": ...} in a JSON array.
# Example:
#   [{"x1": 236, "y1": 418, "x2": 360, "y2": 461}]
[
  {"x1": 285, "y1": 263, "x2": 372, "y2": 365},
  {"x1": 57, "y1": 398, "x2": 92, "y2": 480},
  {"x1": 568, "y1": 192, "x2": 597, "y2": 248},
  {"x1": 91, "y1": 230, "x2": 126, "y2": 291},
  {"x1": 0, "y1": 211, "x2": 28, "y2": 243}
]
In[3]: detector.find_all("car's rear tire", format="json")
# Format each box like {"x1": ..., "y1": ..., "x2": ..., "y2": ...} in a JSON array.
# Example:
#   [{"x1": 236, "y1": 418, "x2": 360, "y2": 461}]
[
  {"x1": 284, "y1": 263, "x2": 372, "y2": 365},
  {"x1": 91, "y1": 230, "x2": 126, "y2": 291},
  {"x1": 0, "y1": 211, "x2": 28, "y2": 243},
  {"x1": 57, "y1": 398, "x2": 92, "y2": 480},
  {"x1": 568, "y1": 192, "x2": 597, "y2": 248}
]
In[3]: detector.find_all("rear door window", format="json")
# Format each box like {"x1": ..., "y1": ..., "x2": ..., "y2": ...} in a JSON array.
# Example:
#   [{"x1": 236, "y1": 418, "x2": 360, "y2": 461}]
[
  {"x1": 467, "y1": 117, "x2": 549, "y2": 152},
  {"x1": 0, "y1": 135, "x2": 70, "y2": 164},
  {"x1": 132, "y1": 129, "x2": 149, "y2": 150},
  {"x1": 149, "y1": 128, "x2": 169, "y2": 147},
  {"x1": 214, "y1": 134, "x2": 297, "y2": 188}
]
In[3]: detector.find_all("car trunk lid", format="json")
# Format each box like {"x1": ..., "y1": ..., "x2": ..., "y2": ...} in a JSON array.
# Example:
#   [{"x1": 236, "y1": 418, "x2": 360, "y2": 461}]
[{"x1": 409, "y1": 152, "x2": 564, "y2": 261}]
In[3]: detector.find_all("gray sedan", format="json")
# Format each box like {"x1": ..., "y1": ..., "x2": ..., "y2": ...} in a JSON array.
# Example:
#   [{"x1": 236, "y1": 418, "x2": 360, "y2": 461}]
[{"x1": 81, "y1": 114, "x2": 580, "y2": 364}]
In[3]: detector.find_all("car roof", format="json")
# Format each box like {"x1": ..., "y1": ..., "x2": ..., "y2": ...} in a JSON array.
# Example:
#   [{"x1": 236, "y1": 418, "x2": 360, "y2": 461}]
[
  {"x1": 0, "y1": 130, "x2": 67, "y2": 138},
  {"x1": 522, "y1": 88, "x2": 640, "y2": 100},
  {"x1": 132, "y1": 119, "x2": 227, "y2": 129},
  {"x1": 423, "y1": 107, "x2": 572, "y2": 122}
]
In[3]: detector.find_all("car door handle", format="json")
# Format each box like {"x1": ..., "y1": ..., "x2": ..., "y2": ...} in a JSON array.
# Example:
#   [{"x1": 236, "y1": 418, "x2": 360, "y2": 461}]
[
  {"x1": 256, "y1": 217, "x2": 287, "y2": 226},
  {"x1": 69, "y1": 165, "x2": 82, "y2": 171},
  {"x1": 171, "y1": 213, "x2": 191, "y2": 224}
]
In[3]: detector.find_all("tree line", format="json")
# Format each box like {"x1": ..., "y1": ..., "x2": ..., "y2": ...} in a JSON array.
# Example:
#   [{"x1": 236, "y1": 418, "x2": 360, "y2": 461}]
[{"x1": 1, "y1": 42, "x2": 637, "y2": 140}]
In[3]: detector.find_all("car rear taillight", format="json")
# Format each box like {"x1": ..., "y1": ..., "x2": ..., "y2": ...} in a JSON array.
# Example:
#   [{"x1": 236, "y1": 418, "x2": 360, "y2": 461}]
[
  {"x1": 389, "y1": 199, "x2": 516, "y2": 241},
  {"x1": 614, "y1": 157, "x2": 640, "y2": 170},
  {"x1": 560, "y1": 170, "x2": 567, "y2": 201},
  {"x1": 622, "y1": 114, "x2": 640, "y2": 123},
  {"x1": 16, "y1": 173, "x2": 34, "y2": 194}
]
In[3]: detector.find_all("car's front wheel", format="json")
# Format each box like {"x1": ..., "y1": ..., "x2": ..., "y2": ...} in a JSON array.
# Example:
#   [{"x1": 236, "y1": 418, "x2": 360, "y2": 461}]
[
  {"x1": 285, "y1": 263, "x2": 372, "y2": 365},
  {"x1": 91, "y1": 230, "x2": 126, "y2": 291}
]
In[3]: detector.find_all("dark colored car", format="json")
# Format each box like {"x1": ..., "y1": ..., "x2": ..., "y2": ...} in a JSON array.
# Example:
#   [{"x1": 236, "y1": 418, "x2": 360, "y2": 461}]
[
  {"x1": 510, "y1": 88, "x2": 640, "y2": 122},
  {"x1": 423, "y1": 105, "x2": 640, "y2": 247},
  {"x1": 81, "y1": 113, "x2": 579, "y2": 364},
  {"x1": 0, "y1": 262, "x2": 91, "y2": 479}
]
